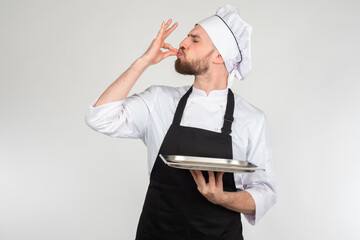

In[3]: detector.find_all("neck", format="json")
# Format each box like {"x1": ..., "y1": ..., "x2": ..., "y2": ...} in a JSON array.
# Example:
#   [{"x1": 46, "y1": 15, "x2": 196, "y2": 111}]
[{"x1": 193, "y1": 69, "x2": 228, "y2": 96}]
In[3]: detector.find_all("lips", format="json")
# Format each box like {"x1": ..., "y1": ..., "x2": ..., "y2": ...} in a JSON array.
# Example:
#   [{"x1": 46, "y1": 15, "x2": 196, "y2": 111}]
[{"x1": 177, "y1": 49, "x2": 183, "y2": 57}]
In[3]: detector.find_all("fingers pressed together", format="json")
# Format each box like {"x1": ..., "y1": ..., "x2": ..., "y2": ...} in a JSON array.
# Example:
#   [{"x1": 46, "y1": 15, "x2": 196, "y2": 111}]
[
  {"x1": 157, "y1": 19, "x2": 178, "y2": 55},
  {"x1": 190, "y1": 170, "x2": 226, "y2": 205}
]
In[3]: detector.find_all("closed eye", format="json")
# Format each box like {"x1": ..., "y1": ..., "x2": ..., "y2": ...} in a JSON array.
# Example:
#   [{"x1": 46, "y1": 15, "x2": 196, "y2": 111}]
[{"x1": 187, "y1": 34, "x2": 201, "y2": 43}]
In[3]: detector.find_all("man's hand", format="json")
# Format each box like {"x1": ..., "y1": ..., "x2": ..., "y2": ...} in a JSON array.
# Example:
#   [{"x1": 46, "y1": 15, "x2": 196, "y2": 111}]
[
  {"x1": 92, "y1": 19, "x2": 178, "y2": 107},
  {"x1": 190, "y1": 170, "x2": 227, "y2": 205},
  {"x1": 190, "y1": 170, "x2": 256, "y2": 215},
  {"x1": 142, "y1": 19, "x2": 178, "y2": 65}
]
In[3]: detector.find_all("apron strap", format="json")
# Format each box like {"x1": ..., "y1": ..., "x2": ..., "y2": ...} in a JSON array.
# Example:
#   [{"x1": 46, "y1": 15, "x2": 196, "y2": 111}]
[
  {"x1": 221, "y1": 89, "x2": 235, "y2": 135},
  {"x1": 173, "y1": 86, "x2": 193, "y2": 125}
]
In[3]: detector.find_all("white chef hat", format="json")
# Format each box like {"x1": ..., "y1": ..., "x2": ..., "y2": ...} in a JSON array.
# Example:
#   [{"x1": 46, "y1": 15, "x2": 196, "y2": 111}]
[{"x1": 198, "y1": 4, "x2": 252, "y2": 88}]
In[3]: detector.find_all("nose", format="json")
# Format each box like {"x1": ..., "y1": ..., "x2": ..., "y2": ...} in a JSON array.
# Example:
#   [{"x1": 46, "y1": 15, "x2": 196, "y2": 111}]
[{"x1": 179, "y1": 36, "x2": 190, "y2": 50}]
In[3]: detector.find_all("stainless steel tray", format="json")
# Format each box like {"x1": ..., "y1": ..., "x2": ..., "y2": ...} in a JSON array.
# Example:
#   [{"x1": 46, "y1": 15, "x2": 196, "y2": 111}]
[{"x1": 159, "y1": 154, "x2": 265, "y2": 173}]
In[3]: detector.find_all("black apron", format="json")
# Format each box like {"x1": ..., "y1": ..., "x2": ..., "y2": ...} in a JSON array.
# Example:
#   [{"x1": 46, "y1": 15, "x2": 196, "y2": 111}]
[{"x1": 135, "y1": 86, "x2": 243, "y2": 240}]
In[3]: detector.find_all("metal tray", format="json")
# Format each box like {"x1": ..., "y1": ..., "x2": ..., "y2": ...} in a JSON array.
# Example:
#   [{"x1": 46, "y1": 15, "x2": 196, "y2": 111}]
[{"x1": 159, "y1": 154, "x2": 265, "y2": 173}]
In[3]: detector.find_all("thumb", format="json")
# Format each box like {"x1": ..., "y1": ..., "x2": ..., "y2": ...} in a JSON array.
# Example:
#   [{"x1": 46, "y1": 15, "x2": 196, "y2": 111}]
[{"x1": 161, "y1": 50, "x2": 178, "y2": 60}]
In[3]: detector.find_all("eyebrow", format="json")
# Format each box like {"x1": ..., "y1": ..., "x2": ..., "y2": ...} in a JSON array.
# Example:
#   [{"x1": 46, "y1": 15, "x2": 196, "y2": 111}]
[{"x1": 187, "y1": 34, "x2": 202, "y2": 39}]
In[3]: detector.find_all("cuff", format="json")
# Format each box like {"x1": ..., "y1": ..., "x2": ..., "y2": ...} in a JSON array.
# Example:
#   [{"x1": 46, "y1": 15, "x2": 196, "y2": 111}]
[
  {"x1": 242, "y1": 184, "x2": 277, "y2": 225},
  {"x1": 87, "y1": 96, "x2": 125, "y2": 115},
  {"x1": 85, "y1": 95, "x2": 126, "y2": 126},
  {"x1": 243, "y1": 188, "x2": 263, "y2": 226}
]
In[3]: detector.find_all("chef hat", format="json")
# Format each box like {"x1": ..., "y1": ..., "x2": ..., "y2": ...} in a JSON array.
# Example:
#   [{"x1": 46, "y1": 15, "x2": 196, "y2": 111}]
[{"x1": 198, "y1": 4, "x2": 252, "y2": 87}]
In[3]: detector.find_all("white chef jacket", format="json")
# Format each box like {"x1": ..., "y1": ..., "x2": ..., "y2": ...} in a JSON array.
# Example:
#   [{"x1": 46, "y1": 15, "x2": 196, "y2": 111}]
[{"x1": 84, "y1": 84, "x2": 276, "y2": 225}]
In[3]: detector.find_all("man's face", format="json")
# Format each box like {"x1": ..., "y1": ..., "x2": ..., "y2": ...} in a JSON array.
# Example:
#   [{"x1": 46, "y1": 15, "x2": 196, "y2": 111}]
[{"x1": 175, "y1": 24, "x2": 216, "y2": 76}]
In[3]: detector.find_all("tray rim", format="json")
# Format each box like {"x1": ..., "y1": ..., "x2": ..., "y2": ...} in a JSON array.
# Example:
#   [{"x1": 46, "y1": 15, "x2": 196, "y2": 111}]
[
  {"x1": 166, "y1": 162, "x2": 262, "y2": 173},
  {"x1": 161, "y1": 154, "x2": 258, "y2": 167},
  {"x1": 159, "y1": 154, "x2": 265, "y2": 173}
]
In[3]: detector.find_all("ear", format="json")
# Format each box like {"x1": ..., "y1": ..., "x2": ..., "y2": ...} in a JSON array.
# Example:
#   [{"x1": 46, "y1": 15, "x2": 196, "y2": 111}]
[{"x1": 213, "y1": 52, "x2": 224, "y2": 64}]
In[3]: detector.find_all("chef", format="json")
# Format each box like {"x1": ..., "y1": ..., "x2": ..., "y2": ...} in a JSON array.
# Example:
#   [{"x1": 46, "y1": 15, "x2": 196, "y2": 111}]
[{"x1": 85, "y1": 4, "x2": 276, "y2": 240}]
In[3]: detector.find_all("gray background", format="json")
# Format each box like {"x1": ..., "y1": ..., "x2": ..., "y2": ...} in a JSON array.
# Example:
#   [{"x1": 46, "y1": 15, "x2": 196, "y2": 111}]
[{"x1": 1, "y1": 0, "x2": 359, "y2": 239}]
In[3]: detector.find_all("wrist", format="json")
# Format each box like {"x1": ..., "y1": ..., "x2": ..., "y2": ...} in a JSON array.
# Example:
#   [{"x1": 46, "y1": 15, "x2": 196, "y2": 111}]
[
  {"x1": 219, "y1": 191, "x2": 231, "y2": 205},
  {"x1": 138, "y1": 54, "x2": 153, "y2": 68}
]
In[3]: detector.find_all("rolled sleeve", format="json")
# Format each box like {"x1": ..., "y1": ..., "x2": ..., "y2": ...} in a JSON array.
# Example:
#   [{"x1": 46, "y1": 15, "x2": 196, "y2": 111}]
[
  {"x1": 243, "y1": 182, "x2": 276, "y2": 225},
  {"x1": 84, "y1": 86, "x2": 157, "y2": 139},
  {"x1": 242, "y1": 113, "x2": 277, "y2": 225}
]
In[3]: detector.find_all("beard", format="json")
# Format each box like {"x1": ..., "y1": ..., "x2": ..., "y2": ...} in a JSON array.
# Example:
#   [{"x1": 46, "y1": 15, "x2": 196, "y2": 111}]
[{"x1": 174, "y1": 55, "x2": 210, "y2": 76}]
